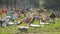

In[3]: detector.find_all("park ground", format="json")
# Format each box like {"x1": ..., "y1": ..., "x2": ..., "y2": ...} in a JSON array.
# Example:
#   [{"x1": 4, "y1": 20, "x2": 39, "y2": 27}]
[
  {"x1": 0, "y1": 16, "x2": 60, "y2": 34},
  {"x1": 0, "y1": 10, "x2": 60, "y2": 34}
]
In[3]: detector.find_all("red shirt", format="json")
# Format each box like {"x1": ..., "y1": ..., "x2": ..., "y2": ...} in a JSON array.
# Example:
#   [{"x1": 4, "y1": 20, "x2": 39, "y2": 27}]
[
  {"x1": 2, "y1": 9, "x2": 8, "y2": 13},
  {"x1": 22, "y1": 17, "x2": 31, "y2": 23}
]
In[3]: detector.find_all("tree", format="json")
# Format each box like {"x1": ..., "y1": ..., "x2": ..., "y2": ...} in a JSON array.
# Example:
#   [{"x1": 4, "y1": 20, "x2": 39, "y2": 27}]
[
  {"x1": 44, "y1": 0, "x2": 60, "y2": 9},
  {"x1": 0, "y1": 0, "x2": 2, "y2": 4}
]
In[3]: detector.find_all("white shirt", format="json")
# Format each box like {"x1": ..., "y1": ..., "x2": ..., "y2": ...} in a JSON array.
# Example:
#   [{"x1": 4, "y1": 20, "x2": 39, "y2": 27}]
[
  {"x1": 12, "y1": 13, "x2": 18, "y2": 19},
  {"x1": 1, "y1": 16, "x2": 10, "y2": 22},
  {"x1": 2, "y1": 17, "x2": 7, "y2": 21}
]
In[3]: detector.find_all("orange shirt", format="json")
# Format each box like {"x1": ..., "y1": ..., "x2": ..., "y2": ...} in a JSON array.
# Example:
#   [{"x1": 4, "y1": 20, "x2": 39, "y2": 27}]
[{"x1": 0, "y1": 9, "x2": 2, "y2": 14}]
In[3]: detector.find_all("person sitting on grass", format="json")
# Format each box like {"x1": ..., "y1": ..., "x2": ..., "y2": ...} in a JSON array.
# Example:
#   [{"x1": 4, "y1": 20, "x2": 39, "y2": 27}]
[
  {"x1": 0, "y1": 15, "x2": 10, "y2": 27},
  {"x1": 18, "y1": 12, "x2": 40, "y2": 25},
  {"x1": 11, "y1": 12, "x2": 19, "y2": 22},
  {"x1": 2, "y1": 6, "x2": 8, "y2": 13},
  {"x1": 39, "y1": 13, "x2": 51, "y2": 25},
  {"x1": 18, "y1": 12, "x2": 35, "y2": 24},
  {"x1": 20, "y1": 9, "x2": 26, "y2": 17}
]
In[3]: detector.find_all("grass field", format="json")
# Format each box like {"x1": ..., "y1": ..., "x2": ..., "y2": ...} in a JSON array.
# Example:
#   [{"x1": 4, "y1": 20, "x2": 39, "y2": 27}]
[
  {"x1": 0, "y1": 12, "x2": 60, "y2": 34},
  {"x1": 0, "y1": 17, "x2": 60, "y2": 34}
]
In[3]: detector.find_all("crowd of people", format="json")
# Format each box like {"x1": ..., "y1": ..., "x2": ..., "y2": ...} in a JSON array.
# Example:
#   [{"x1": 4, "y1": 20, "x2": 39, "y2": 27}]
[{"x1": 0, "y1": 6, "x2": 59, "y2": 27}]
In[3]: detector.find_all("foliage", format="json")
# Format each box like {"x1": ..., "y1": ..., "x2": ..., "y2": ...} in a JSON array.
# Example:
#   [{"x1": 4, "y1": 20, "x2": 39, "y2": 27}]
[{"x1": 44, "y1": 0, "x2": 60, "y2": 9}]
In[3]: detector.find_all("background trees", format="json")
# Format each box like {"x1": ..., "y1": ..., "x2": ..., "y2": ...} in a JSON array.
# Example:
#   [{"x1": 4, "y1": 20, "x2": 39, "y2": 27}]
[
  {"x1": 44, "y1": 0, "x2": 60, "y2": 9},
  {"x1": 0, "y1": 0, "x2": 40, "y2": 8},
  {"x1": 0, "y1": 0, "x2": 60, "y2": 9}
]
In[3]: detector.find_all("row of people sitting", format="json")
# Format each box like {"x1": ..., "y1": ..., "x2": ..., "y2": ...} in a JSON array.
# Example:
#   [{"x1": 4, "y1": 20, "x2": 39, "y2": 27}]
[{"x1": 0, "y1": 9, "x2": 57, "y2": 27}]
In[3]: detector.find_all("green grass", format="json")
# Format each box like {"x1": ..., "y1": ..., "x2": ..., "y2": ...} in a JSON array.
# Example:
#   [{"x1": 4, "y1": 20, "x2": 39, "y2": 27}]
[
  {"x1": 0, "y1": 18, "x2": 60, "y2": 34},
  {"x1": 0, "y1": 13, "x2": 60, "y2": 34}
]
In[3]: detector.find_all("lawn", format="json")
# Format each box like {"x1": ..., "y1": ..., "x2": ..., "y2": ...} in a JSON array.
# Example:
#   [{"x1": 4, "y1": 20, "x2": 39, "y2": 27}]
[
  {"x1": 0, "y1": 12, "x2": 60, "y2": 34},
  {"x1": 0, "y1": 17, "x2": 60, "y2": 34}
]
